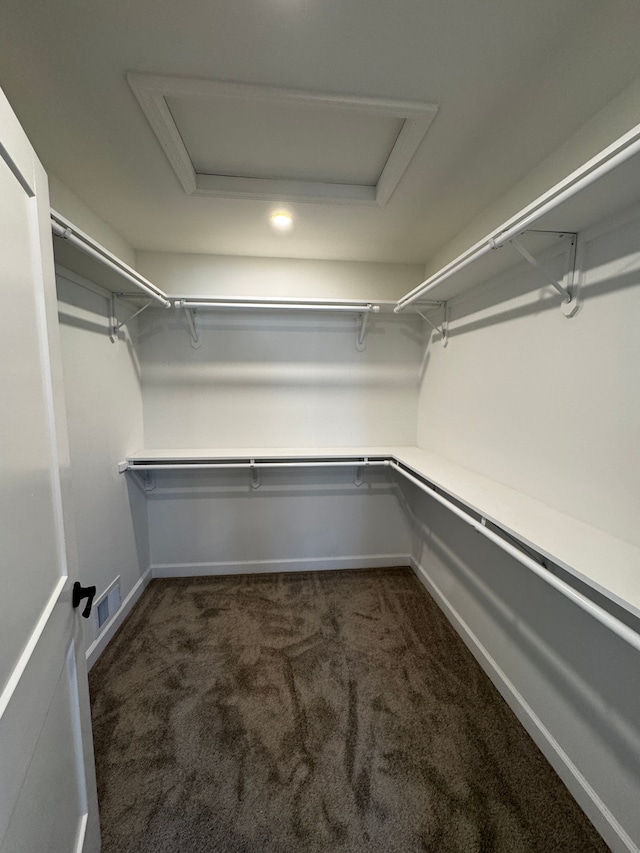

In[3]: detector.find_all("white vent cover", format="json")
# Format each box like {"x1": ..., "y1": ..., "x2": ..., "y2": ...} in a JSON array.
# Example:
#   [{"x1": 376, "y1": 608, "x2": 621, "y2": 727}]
[
  {"x1": 94, "y1": 577, "x2": 122, "y2": 635},
  {"x1": 128, "y1": 73, "x2": 438, "y2": 207}
]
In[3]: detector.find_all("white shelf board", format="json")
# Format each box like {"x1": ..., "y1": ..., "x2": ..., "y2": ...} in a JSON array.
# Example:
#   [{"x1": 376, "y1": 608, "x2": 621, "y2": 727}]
[
  {"x1": 415, "y1": 231, "x2": 569, "y2": 305},
  {"x1": 391, "y1": 446, "x2": 640, "y2": 621},
  {"x1": 51, "y1": 211, "x2": 169, "y2": 307},
  {"x1": 52, "y1": 239, "x2": 147, "y2": 305},
  {"x1": 406, "y1": 138, "x2": 640, "y2": 306},
  {"x1": 126, "y1": 446, "x2": 393, "y2": 462},
  {"x1": 125, "y1": 445, "x2": 640, "y2": 620}
]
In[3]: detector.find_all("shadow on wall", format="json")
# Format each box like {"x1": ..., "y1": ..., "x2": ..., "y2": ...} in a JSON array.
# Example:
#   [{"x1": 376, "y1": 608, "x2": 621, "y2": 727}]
[
  {"x1": 142, "y1": 467, "x2": 410, "y2": 569},
  {"x1": 137, "y1": 309, "x2": 425, "y2": 351},
  {"x1": 56, "y1": 274, "x2": 142, "y2": 381},
  {"x1": 135, "y1": 308, "x2": 424, "y2": 448},
  {"x1": 125, "y1": 473, "x2": 151, "y2": 571},
  {"x1": 444, "y1": 229, "x2": 639, "y2": 338}
]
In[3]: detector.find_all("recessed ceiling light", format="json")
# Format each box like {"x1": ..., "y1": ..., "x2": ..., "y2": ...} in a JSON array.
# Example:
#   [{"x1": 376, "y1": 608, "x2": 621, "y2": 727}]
[{"x1": 270, "y1": 211, "x2": 293, "y2": 231}]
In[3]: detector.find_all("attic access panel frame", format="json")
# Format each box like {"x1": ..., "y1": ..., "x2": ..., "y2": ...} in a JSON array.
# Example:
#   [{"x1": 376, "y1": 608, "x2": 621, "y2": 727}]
[{"x1": 127, "y1": 73, "x2": 438, "y2": 207}]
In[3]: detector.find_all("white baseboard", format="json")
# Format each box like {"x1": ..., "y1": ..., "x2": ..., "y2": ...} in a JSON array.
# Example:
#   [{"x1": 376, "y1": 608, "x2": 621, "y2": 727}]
[
  {"x1": 85, "y1": 567, "x2": 152, "y2": 671},
  {"x1": 409, "y1": 556, "x2": 638, "y2": 853},
  {"x1": 152, "y1": 554, "x2": 412, "y2": 579}
]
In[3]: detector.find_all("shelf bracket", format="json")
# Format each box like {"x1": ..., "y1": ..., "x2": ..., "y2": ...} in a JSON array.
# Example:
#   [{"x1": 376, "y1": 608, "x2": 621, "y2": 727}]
[
  {"x1": 415, "y1": 301, "x2": 448, "y2": 347},
  {"x1": 250, "y1": 460, "x2": 261, "y2": 490},
  {"x1": 119, "y1": 462, "x2": 154, "y2": 490},
  {"x1": 110, "y1": 298, "x2": 153, "y2": 343},
  {"x1": 354, "y1": 460, "x2": 366, "y2": 487},
  {"x1": 507, "y1": 232, "x2": 579, "y2": 316},
  {"x1": 109, "y1": 294, "x2": 118, "y2": 343},
  {"x1": 356, "y1": 310, "x2": 370, "y2": 352},
  {"x1": 182, "y1": 305, "x2": 201, "y2": 349},
  {"x1": 131, "y1": 469, "x2": 155, "y2": 492},
  {"x1": 561, "y1": 232, "x2": 580, "y2": 318}
]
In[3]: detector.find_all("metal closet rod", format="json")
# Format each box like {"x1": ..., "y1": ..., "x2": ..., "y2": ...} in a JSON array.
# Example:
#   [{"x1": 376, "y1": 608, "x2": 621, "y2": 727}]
[
  {"x1": 121, "y1": 453, "x2": 640, "y2": 650},
  {"x1": 395, "y1": 123, "x2": 640, "y2": 311},
  {"x1": 389, "y1": 461, "x2": 640, "y2": 654},
  {"x1": 177, "y1": 299, "x2": 380, "y2": 313},
  {"x1": 127, "y1": 459, "x2": 390, "y2": 471},
  {"x1": 50, "y1": 215, "x2": 171, "y2": 308}
]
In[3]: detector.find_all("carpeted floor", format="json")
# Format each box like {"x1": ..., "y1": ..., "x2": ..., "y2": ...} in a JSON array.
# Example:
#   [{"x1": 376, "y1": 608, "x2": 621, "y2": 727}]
[{"x1": 89, "y1": 568, "x2": 609, "y2": 853}]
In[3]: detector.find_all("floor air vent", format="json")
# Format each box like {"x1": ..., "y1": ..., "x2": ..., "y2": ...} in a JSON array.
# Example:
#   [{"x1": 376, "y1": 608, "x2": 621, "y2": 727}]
[{"x1": 94, "y1": 577, "x2": 122, "y2": 635}]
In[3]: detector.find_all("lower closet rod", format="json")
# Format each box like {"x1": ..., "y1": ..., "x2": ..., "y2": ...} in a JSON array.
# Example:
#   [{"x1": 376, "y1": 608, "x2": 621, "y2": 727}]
[
  {"x1": 390, "y1": 461, "x2": 640, "y2": 654},
  {"x1": 127, "y1": 460, "x2": 390, "y2": 471}
]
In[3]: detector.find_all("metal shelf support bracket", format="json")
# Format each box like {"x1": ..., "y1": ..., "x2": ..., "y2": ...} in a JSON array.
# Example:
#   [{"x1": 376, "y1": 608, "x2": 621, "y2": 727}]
[
  {"x1": 250, "y1": 460, "x2": 261, "y2": 490},
  {"x1": 131, "y1": 469, "x2": 155, "y2": 491},
  {"x1": 180, "y1": 303, "x2": 201, "y2": 349},
  {"x1": 110, "y1": 296, "x2": 153, "y2": 342},
  {"x1": 506, "y1": 231, "x2": 579, "y2": 316},
  {"x1": 415, "y1": 301, "x2": 448, "y2": 347},
  {"x1": 109, "y1": 294, "x2": 118, "y2": 343},
  {"x1": 356, "y1": 310, "x2": 370, "y2": 352},
  {"x1": 354, "y1": 459, "x2": 367, "y2": 487}
]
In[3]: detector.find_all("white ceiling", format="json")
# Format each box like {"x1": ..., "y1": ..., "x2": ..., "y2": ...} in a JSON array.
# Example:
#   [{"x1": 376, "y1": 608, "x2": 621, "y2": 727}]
[{"x1": 1, "y1": 0, "x2": 639, "y2": 264}]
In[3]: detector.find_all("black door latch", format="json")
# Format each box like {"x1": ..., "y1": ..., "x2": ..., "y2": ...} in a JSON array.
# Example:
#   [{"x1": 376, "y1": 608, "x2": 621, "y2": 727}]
[{"x1": 72, "y1": 582, "x2": 97, "y2": 619}]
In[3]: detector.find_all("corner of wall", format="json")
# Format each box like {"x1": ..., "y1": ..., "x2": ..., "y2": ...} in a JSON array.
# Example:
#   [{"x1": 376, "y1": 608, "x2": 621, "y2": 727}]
[{"x1": 48, "y1": 173, "x2": 137, "y2": 268}]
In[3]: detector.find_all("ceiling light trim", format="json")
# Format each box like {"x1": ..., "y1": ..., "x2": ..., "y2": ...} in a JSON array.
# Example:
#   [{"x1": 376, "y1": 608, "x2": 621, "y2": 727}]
[{"x1": 127, "y1": 73, "x2": 437, "y2": 207}]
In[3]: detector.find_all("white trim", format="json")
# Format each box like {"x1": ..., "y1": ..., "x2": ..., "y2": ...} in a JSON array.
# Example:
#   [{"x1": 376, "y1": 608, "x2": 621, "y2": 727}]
[
  {"x1": 85, "y1": 568, "x2": 152, "y2": 671},
  {"x1": 151, "y1": 554, "x2": 411, "y2": 579},
  {"x1": 0, "y1": 576, "x2": 66, "y2": 719},
  {"x1": 127, "y1": 73, "x2": 437, "y2": 207},
  {"x1": 73, "y1": 812, "x2": 88, "y2": 853},
  {"x1": 409, "y1": 556, "x2": 639, "y2": 853},
  {"x1": 192, "y1": 173, "x2": 377, "y2": 205},
  {"x1": 375, "y1": 114, "x2": 434, "y2": 207}
]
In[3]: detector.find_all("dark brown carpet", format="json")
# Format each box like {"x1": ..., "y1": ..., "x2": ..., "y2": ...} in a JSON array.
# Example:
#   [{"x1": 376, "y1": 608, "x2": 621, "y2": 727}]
[{"x1": 89, "y1": 568, "x2": 609, "y2": 853}]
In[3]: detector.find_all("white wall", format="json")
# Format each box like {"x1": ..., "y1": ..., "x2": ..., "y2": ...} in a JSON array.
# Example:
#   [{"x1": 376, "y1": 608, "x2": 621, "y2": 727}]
[
  {"x1": 56, "y1": 269, "x2": 150, "y2": 665},
  {"x1": 134, "y1": 253, "x2": 422, "y2": 576},
  {"x1": 410, "y1": 204, "x2": 640, "y2": 851},
  {"x1": 417, "y1": 203, "x2": 640, "y2": 547},
  {"x1": 148, "y1": 467, "x2": 411, "y2": 577},
  {"x1": 136, "y1": 252, "x2": 422, "y2": 302},
  {"x1": 139, "y1": 302, "x2": 424, "y2": 449},
  {"x1": 49, "y1": 175, "x2": 136, "y2": 267}
]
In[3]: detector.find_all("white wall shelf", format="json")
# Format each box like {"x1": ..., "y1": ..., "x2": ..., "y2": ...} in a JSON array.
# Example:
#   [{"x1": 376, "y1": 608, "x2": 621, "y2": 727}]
[
  {"x1": 172, "y1": 296, "x2": 385, "y2": 350},
  {"x1": 121, "y1": 445, "x2": 640, "y2": 641},
  {"x1": 396, "y1": 122, "x2": 640, "y2": 311},
  {"x1": 51, "y1": 210, "x2": 170, "y2": 307},
  {"x1": 50, "y1": 216, "x2": 400, "y2": 347}
]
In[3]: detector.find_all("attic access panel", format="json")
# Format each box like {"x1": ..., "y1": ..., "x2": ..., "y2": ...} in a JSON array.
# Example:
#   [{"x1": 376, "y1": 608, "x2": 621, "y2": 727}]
[{"x1": 128, "y1": 73, "x2": 437, "y2": 206}]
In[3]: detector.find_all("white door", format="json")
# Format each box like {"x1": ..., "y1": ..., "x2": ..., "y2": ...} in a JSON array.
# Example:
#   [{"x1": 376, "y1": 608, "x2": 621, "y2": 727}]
[{"x1": 0, "y1": 89, "x2": 100, "y2": 852}]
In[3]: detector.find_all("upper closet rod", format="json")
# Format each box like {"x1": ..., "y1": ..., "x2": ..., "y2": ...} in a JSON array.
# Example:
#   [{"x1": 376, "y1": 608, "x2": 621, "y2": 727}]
[
  {"x1": 50, "y1": 212, "x2": 171, "y2": 308},
  {"x1": 395, "y1": 122, "x2": 640, "y2": 312},
  {"x1": 177, "y1": 299, "x2": 380, "y2": 313}
]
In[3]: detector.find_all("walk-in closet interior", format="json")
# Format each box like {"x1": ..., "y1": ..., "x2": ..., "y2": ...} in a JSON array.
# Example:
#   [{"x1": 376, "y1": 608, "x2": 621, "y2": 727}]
[{"x1": 1, "y1": 1, "x2": 639, "y2": 851}]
